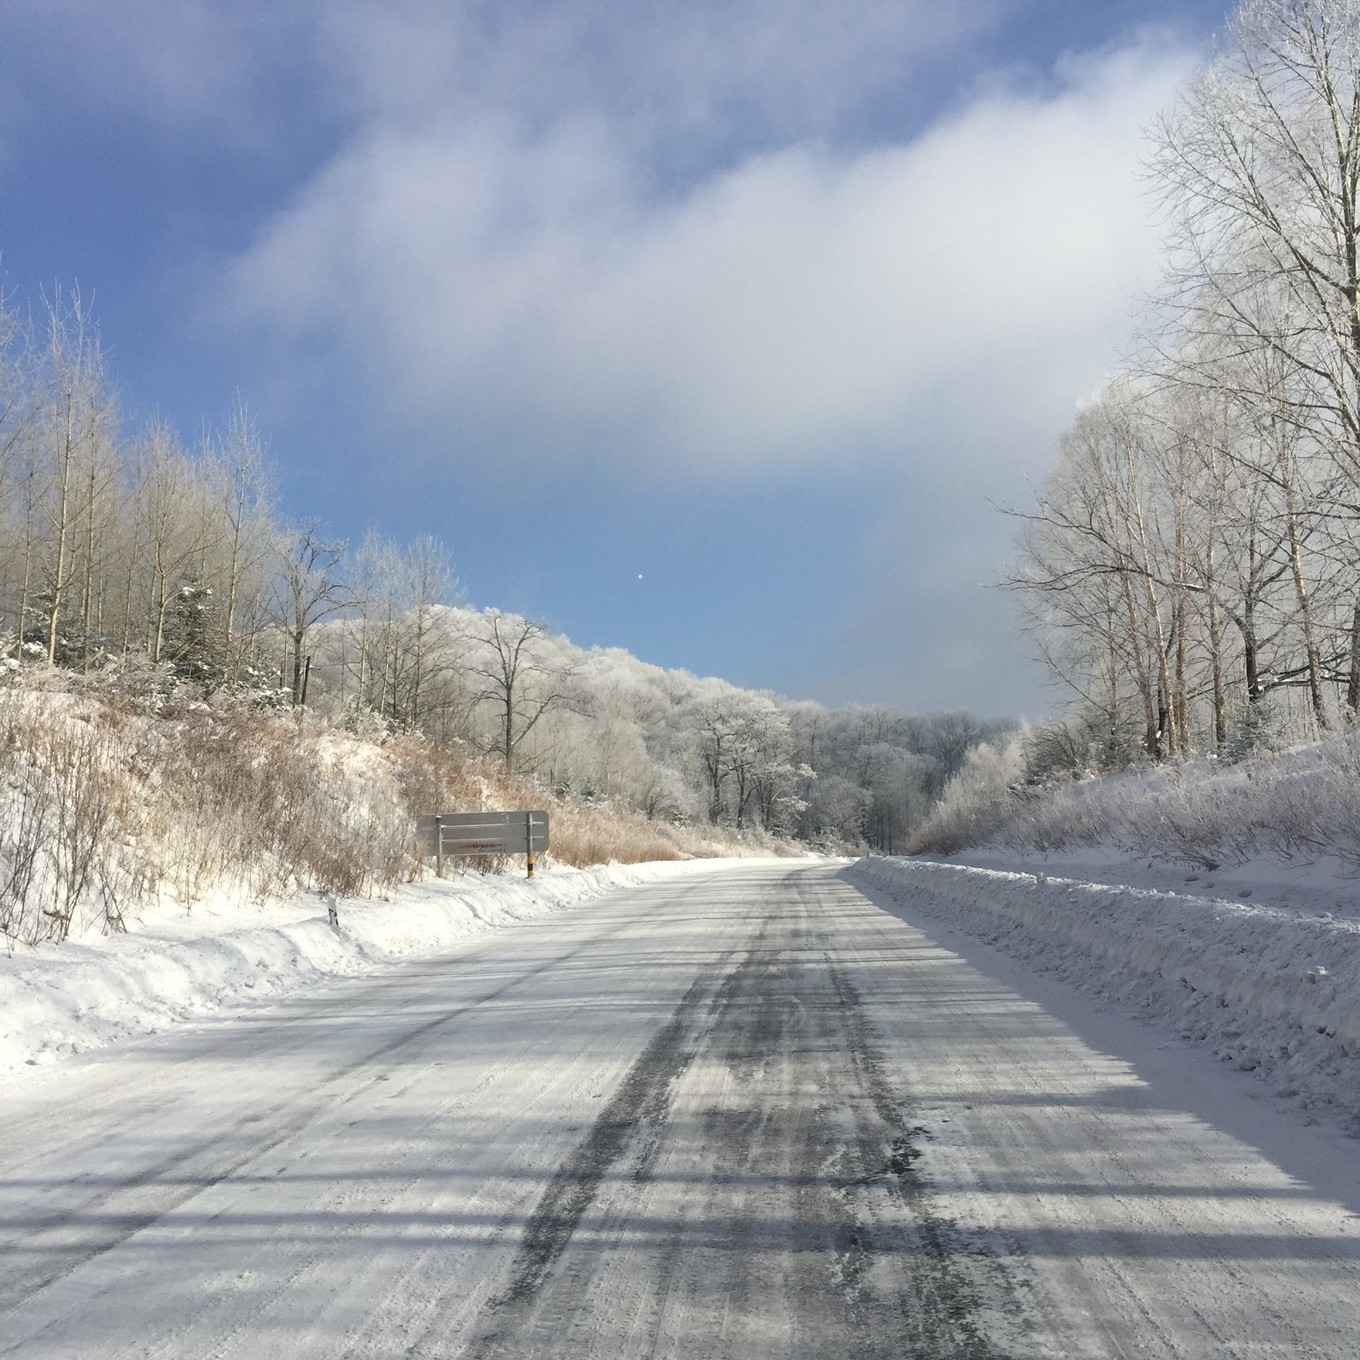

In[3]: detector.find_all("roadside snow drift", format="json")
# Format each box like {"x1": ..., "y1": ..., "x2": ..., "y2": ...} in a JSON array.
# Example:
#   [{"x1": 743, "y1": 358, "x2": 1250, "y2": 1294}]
[
  {"x1": 850, "y1": 855, "x2": 1360, "y2": 1132},
  {"x1": 0, "y1": 860, "x2": 734, "y2": 1074}
]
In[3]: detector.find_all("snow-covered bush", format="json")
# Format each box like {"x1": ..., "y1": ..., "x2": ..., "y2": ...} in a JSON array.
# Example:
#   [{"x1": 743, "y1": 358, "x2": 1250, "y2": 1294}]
[
  {"x1": 142, "y1": 709, "x2": 415, "y2": 904},
  {"x1": 908, "y1": 736, "x2": 1027, "y2": 854},
  {"x1": 916, "y1": 724, "x2": 1360, "y2": 871}
]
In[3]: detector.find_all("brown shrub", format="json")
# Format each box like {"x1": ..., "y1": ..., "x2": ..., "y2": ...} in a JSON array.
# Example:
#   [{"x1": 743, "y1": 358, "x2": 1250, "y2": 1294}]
[{"x1": 0, "y1": 677, "x2": 787, "y2": 947}]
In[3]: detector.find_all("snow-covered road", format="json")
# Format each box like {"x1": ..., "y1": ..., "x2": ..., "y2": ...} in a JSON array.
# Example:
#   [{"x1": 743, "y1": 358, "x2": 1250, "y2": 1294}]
[{"x1": 2, "y1": 861, "x2": 1358, "y2": 1357}]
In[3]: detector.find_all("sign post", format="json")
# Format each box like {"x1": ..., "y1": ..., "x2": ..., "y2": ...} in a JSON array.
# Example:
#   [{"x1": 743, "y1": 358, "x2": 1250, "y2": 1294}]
[{"x1": 417, "y1": 811, "x2": 550, "y2": 879}]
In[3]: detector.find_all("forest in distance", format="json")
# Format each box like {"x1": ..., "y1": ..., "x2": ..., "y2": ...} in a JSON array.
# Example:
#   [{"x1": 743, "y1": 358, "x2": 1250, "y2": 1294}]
[{"x1": 0, "y1": 283, "x2": 1010, "y2": 868}]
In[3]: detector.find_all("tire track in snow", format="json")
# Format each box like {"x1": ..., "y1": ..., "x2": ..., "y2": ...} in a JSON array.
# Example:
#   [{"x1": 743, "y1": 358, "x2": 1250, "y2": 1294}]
[
  {"x1": 463, "y1": 878, "x2": 1018, "y2": 1359},
  {"x1": 462, "y1": 956, "x2": 733, "y2": 1358},
  {"x1": 0, "y1": 912, "x2": 647, "y2": 1323}
]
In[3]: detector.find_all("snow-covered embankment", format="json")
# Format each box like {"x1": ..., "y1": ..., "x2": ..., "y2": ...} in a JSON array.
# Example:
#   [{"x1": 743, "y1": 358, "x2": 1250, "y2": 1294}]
[
  {"x1": 0, "y1": 860, "x2": 723, "y2": 1075},
  {"x1": 849, "y1": 855, "x2": 1360, "y2": 1131}
]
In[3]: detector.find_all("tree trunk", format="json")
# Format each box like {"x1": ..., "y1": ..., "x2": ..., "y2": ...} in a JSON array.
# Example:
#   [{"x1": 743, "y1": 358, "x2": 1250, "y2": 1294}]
[{"x1": 1348, "y1": 601, "x2": 1360, "y2": 719}]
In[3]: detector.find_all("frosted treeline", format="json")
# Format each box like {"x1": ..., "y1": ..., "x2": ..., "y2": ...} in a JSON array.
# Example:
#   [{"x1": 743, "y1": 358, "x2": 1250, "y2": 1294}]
[
  {"x1": 1010, "y1": 0, "x2": 1360, "y2": 770},
  {"x1": 303, "y1": 603, "x2": 1013, "y2": 846},
  {"x1": 0, "y1": 285, "x2": 1008, "y2": 853},
  {"x1": 912, "y1": 0, "x2": 1360, "y2": 863}
]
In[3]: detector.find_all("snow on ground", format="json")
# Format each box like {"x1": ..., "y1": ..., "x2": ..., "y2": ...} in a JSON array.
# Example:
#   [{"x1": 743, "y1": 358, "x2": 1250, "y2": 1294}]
[
  {"x1": 0, "y1": 858, "x2": 757, "y2": 1076},
  {"x1": 850, "y1": 852, "x2": 1360, "y2": 1136},
  {"x1": 18, "y1": 862, "x2": 1360, "y2": 1357},
  {"x1": 12, "y1": 838, "x2": 1359, "y2": 1152},
  {"x1": 956, "y1": 844, "x2": 1360, "y2": 919}
]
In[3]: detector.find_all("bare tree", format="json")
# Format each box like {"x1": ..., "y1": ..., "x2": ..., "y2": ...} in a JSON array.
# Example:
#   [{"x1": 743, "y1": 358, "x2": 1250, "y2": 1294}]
[
  {"x1": 398, "y1": 534, "x2": 459, "y2": 729},
  {"x1": 1008, "y1": 380, "x2": 1187, "y2": 757},
  {"x1": 1152, "y1": 1, "x2": 1360, "y2": 463},
  {"x1": 1150, "y1": 0, "x2": 1360, "y2": 708},
  {"x1": 340, "y1": 532, "x2": 462, "y2": 729},
  {"x1": 693, "y1": 694, "x2": 743, "y2": 824},
  {"x1": 0, "y1": 289, "x2": 39, "y2": 642},
  {"x1": 130, "y1": 422, "x2": 219, "y2": 666},
  {"x1": 274, "y1": 524, "x2": 348, "y2": 705},
  {"x1": 206, "y1": 399, "x2": 276, "y2": 681},
  {"x1": 467, "y1": 611, "x2": 582, "y2": 772},
  {"x1": 31, "y1": 289, "x2": 116, "y2": 666}
]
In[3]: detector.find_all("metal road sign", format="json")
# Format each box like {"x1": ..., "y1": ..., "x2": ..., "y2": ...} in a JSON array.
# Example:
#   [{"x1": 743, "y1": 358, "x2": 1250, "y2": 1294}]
[{"x1": 416, "y1": 811, "x2": 549, "y2": 866}]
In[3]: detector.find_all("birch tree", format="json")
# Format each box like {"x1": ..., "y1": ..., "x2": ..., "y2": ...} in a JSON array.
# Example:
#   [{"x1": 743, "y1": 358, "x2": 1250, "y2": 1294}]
[
  {"x1": 206, "y1": 400, "x2": 276, "y2": 680},
  {"x1": 0, "y1": 308, "x2": 39, "y2": 645},
  {"x1": 31, "y1": 291, "x2": 115, "y2": 665},
  {"x1": 1151, "y1": 0, "x2": 1360, "y2": 708}
]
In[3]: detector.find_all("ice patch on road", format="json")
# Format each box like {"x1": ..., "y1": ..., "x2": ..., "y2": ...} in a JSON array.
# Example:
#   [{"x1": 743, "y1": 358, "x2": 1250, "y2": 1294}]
[
  {"x1": 850, "y1": 855, "x2": 1360, "y2": 1133},
  {"x1": 0, "y1": 860, "x2": 749, "y2": 1075}
]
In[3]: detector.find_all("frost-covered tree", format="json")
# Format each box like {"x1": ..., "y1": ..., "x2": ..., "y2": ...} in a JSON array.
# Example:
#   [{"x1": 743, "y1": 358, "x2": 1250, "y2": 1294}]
[
  {"x1": 273, "y1": 523, "x2": 348, "y2": 706},
  {"x1": 27, "y1": 290, "x2": 117, "y2": 667},
  {"x1": 467, "y1": 612, "x2": 584, "y2": 772},
  {"x1": 1151, "y1": 0, "x2": 1360, "y2": 487},
  {"x1": 204, "y1": 401, "x2": 276, "y2": 681}
]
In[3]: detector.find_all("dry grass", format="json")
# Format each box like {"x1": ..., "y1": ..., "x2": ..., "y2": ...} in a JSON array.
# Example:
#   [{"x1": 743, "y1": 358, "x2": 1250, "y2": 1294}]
[
  {"x1": 0, "y1": 690, "x2": 151, "y2": 944},
  {"x1": 548, "y1": 801, "x2": 684, "y2": 868},
  {"x1": 149, "y1": 710, "x2": 416, "y2": 901},
  {"x1": 0, "y1": 676, "x2": 774, "y2": 946}
]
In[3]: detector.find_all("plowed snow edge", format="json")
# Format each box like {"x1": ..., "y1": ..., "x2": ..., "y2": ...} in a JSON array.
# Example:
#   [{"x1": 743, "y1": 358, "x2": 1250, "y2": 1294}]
[
  {"x1": 0, "y1": 859, "x2": 772, "y2": 1075},
  {"x1": 849, "y1": 856, "x2": 1360, "y2": 1133}
]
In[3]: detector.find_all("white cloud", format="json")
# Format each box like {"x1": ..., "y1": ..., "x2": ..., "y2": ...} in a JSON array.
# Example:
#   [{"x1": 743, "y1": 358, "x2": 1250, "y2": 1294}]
[{"x1": 224, "y1": 28, "x2": 1193, "y2": 482}]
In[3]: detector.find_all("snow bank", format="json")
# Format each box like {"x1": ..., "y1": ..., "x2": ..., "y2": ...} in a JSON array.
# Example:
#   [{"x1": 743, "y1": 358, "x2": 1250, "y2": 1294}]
[
  {"x1": 0, "y1": 860, "x2": 724, "y2": 1075},
  {"x1": 850, "y1": 855, "x2": 1360, "y2": 1132}
]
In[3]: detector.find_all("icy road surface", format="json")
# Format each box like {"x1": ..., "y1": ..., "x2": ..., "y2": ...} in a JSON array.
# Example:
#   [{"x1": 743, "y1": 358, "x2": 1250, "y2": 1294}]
[{"x1": 2, "y1": 862, "x2": 1358, "y2": 1358}]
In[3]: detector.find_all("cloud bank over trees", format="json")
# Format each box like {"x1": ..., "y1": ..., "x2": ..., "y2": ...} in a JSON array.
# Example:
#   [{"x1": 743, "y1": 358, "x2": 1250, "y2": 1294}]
[{"x1": 224, "y1": 33, "x2": 1192, "y2": 481}]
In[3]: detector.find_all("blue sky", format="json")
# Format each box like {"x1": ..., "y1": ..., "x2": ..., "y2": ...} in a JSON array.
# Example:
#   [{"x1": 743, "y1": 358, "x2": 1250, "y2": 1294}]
[{"x1": 0, "y1": 0, "x2": 1234, "y2": 717}]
